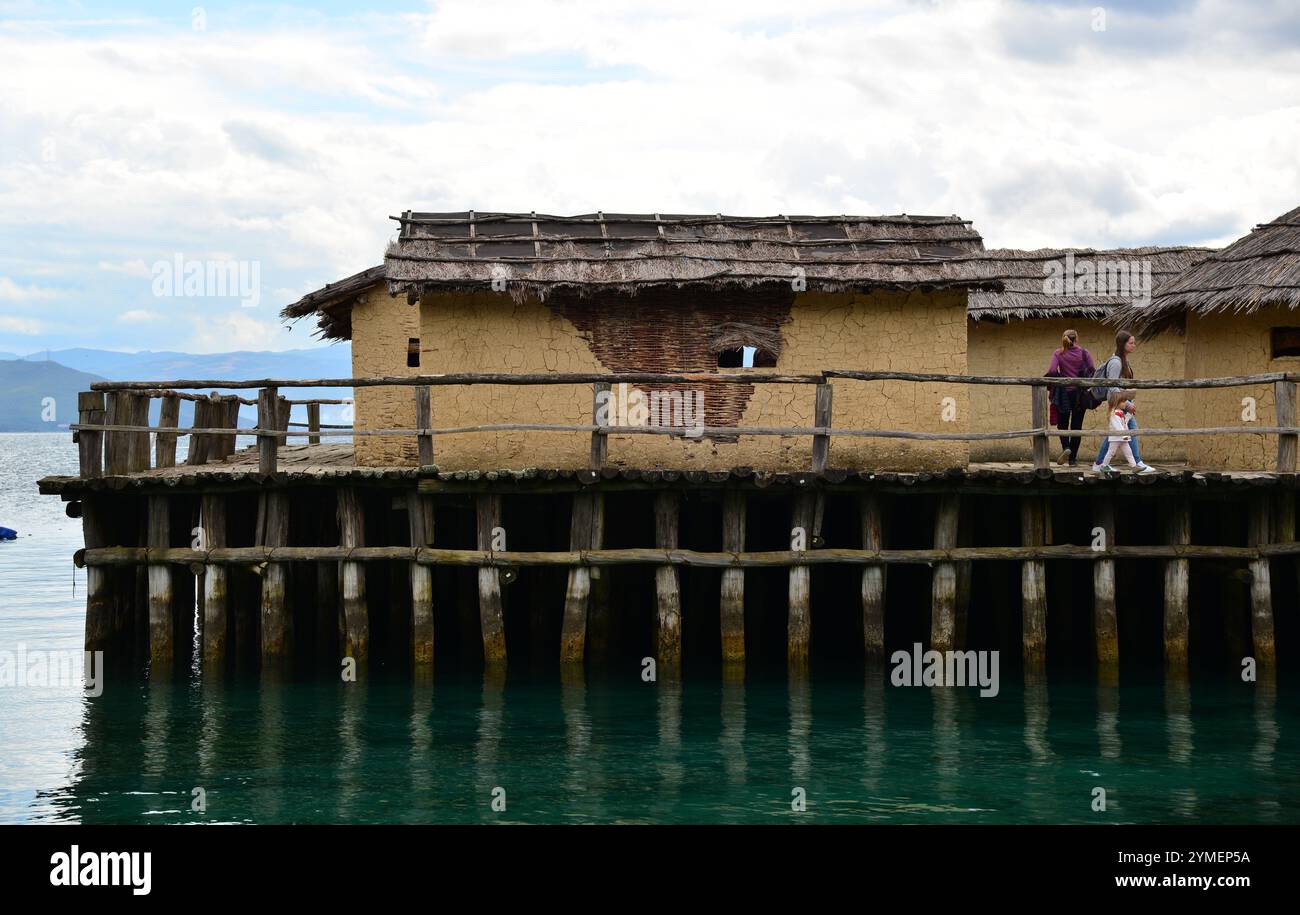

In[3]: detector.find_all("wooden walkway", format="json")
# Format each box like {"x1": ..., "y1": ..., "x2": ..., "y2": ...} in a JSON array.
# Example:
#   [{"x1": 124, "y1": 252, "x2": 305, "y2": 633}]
[{"x1": 38, "y1": 442, "x2": 1293, "y2": 496}]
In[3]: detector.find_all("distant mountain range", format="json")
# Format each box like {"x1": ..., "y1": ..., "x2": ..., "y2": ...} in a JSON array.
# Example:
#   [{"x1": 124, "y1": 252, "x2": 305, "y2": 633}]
[{"x1": 1, "y1": 346, "x2": 352, "y2": 432}]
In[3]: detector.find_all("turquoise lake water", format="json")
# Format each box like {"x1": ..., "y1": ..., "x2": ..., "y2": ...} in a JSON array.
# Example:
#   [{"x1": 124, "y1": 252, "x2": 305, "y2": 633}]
[{"x1": 2, "y1": 432, "x2": 1298, "y2": 824}]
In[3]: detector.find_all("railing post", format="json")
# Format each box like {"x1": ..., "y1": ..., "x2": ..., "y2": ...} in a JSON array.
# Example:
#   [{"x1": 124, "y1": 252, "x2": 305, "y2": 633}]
[
  {"x1": 103, "y1": 393, "x2": 129, "y2": 475},
  {"x1": 155, "y1": 393, "x2": 180, "y2": 469},
  {"x1": 77, "y1": 391, "x2": 105, "y2": 479},
  {"x1": 307, "y1": 402, "x2": 322, "y2": 446},
  {"x1": 128, "y1": 393, "x2": 152, "y2": 471},
  {"x1": 811, "y1": 382, "x2": 833, "y2": 472},
  {"x1": 415, "y1": 385, "x2": 433, "y2": 466},
  {"x1": 257, "y1": 386, "x2": 279, "y2": 476},
  {"x1": 1031, "y1": 384, "x2": 1050, "y2": 470},
  {"x1": 1275, "y1": 379, "x2": 1297, "y2": 472},
  {"x1": 591, "y1": 381, "x2": 610, "y2": 470}
]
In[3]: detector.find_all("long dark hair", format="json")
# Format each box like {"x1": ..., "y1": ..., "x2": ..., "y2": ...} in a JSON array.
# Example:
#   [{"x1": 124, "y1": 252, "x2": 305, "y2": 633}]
[{"x1": 1114, "y1": 330, "x2": 1135, "y2": 378}]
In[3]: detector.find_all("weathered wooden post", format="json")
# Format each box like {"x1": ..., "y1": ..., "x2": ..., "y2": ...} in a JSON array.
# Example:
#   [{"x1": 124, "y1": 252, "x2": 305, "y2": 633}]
[
  {"x1": 146, "y1": 495, "x2": 174, "y2": 673},
  {"x1": 591, "y1": 381, "x2": 610, "y2": 469},
  {"x1": 1275, "y1": 379, "x2": 1297, "y2": 472},
  {"x1": 307, "y1": 402, "x2": 322, "y2": 446},
  {"x1": 337, "y1": 488, "x2": 368, "y2": 663},
  {"x1": 77, "y1": 393, "x2": 112, "y2": 656},
  {"x1": 77, "y1": 392, "x2": 105, "y2": 479},
  {"x1": 407, "y1": 492, "x2": 435, "y2": 669},
  {"x1": 789, "y1": 491, "x2": 816, "y2": 668},
  {"x1": 200, "y1": 493, "x2": 228, "y2": 671},
  {"x1": 1031, "y1": 385, "x2": 1050, "y2": 470},
  {"x1": 414, "y1": 386, "x2": 433, "y2": 466},
  {"x1": 155, "y1": 394, "x2": 180, "y2": 468},
  {"x1": 860, "y1": 493, "x2": 886, "y2": 663},
  {"x1": 720, "y1": 490, "x2": 746, "y2": 664},
  {"x1": 1163, "y1": 497, "x2": 1190, "y2": 672},
  {"x1": 257, "y1": 386, "x2": 279, "y2": 476},
  {"x1": 187, "y1": 395, "x2": 211, "y2": 466},
  {"x1": 104, "y1": 392, "x2": 131, "y2": 475},
  {"x1": 1248, "y1": 493, "x2": 1276, "y2": 669},
  {"x1": 127, "y1": 393, "x2": 151, "y2": 472},
  {"x1": 258, "y1": 488, "x2": 290, "y2": 665},
  {"x1": 476, "y1": 494, "x2": 507, "y2": 664},
  {"x1": 587, "y1": 495, "x2": 611, "y2": 663},
  {"x1": 811, "y1": 382, "x2": 832, "y2": 473},
  {"x1": 1020, "y1": 495, "x2": 1048, "y2": 677},
  {"x1": 1092, "y1": 496, "x2": 1119, "y2": 668},
  {"x1": 560, "y1": 492, "x2": 597, "y2": 664},
  {"x1": 655, "y1": 491, "x2": 682, "y2": 669},
  {"x1": 930, "y1": 493, "x2": 960, "y2": 652}
]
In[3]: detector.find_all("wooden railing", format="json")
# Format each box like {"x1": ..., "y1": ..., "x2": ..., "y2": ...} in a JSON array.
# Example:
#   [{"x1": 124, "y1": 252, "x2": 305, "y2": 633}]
[{"x1": 71, "y1": 370, "x2": 1300, "y2": 478}]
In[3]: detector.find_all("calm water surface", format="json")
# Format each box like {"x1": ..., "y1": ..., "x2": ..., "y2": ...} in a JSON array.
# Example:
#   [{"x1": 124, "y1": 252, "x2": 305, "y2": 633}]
[{"x1": 2, "y1": 432, "x2": 1298, "y2": 824}]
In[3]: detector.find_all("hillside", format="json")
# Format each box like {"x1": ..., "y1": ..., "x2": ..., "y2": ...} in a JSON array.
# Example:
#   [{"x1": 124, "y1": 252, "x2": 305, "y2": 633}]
[
  {"x1": 8, "y1": 346, "x2": 355, "y2": 427},
  {"x1": 0, "y1": 360, "x2": 107, "y2": 431}
]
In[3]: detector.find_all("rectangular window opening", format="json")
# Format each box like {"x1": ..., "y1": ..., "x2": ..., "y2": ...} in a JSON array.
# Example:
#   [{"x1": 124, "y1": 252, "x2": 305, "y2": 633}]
[
  {"x1": 1271, "y1": 327, "x2": 1300, "y2": 359},
  {"x1": 407, "y1": 337, "x2": 420, "y2": 368}
]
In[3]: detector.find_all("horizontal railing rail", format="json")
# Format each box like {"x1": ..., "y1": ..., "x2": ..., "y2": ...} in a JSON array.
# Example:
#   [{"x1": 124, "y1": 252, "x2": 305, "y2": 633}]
[{"x1": 68, "y1": 369, "x2": 1300, "y2": 478}]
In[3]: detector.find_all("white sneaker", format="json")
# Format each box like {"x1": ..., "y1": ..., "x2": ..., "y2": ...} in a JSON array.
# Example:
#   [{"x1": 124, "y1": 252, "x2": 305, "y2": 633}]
[
  {"x1": 1136, "y1": 464, "x2": 1159, "y2": 475},
  {"x1": 1091, "y1": 464, "x2": 1114, "y2": 475}
]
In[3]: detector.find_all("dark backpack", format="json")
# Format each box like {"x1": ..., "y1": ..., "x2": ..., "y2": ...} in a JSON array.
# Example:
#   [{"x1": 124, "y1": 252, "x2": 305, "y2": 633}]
[{"x1": 1085, "y1": 356, "x2": 1121, "y2": 410}]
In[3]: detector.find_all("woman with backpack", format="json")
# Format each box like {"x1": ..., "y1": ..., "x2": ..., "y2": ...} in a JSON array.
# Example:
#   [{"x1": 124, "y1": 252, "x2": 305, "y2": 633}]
[
  {"x1": 1091, "y1": 330, "x2": 1158, "y2": 474},
  {"x1": 1045, "y1": 329, "x2": 1095, "y2": 466}
]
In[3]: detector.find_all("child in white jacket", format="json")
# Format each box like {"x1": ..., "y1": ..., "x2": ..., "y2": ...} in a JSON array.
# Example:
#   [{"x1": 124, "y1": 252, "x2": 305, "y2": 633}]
[{"x1": 1093, "y1": 390, "x2": 1156, "y2": 474}]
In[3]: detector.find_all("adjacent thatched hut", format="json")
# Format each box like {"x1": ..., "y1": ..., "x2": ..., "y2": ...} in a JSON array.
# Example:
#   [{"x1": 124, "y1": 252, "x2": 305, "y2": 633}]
[
  {"x1": 285, "y1": 211, "x2": 1001, "y2": 470},
  {"x1": 1119, "y1": 205, "x2": 1300, "y2": 469},
  {"x1": 965, "y1": 246, "x2": 1213, "y2": 462}
]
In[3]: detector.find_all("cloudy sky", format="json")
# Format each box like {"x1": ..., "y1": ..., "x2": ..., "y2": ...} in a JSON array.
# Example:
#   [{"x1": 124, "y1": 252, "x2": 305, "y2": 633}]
[{"x1": 1, "y1": 0, "x2": 1297, "y2": 355}]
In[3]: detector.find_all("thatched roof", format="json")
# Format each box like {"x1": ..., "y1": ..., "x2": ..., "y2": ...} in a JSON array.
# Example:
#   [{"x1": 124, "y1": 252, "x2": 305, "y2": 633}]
[
  {"x1": 281, "y1": 265, "x2": 384, "y2": 341},
  {"x1": 384, "y1": 210, "x2": 1000, "y2": 302},
  {"x1": 1118, "y1": 205, "x2": 1300, "y2": 333},
  {"x1": 966, "y1": 246, "x2": 1213, "y2": 323}
]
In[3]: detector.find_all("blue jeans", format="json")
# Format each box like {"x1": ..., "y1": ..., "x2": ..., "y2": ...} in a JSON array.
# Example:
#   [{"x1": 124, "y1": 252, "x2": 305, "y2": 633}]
[{"x1": 1096, "y1": 416, "x2": 1140, "y2": 465}]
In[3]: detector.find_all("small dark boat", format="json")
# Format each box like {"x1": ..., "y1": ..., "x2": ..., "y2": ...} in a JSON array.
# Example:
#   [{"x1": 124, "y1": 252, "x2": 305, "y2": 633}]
[{"x1": 0, "y1": 527, "x2": 17, "y2": 541}]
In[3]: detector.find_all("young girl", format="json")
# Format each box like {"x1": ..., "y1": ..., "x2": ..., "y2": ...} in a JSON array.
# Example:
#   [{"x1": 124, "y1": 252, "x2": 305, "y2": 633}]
[{"x1": 1093, "y1": 390, "x2": 1157, "y2": 474}]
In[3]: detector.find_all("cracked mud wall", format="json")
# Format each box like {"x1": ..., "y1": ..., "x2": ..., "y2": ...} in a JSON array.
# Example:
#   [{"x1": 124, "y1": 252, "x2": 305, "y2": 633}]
[
  {"x1": 967, "y1": 318, "x2": 1187, "y2": 463},
  {"x1": 1185, "y1": 306, "x2": 1298, "y2": 470},
  {"x1": 352, "y1": 285, "x2": 970, "y2": 470}
]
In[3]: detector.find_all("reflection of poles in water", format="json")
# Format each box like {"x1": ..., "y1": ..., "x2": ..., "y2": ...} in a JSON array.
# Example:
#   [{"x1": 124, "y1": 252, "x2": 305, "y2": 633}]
[
  {"x1": 1096, "y1": 680, "x2": 1121, "y2": 761},
  {"x1": 561, "y1": 666, "x2": 601, "y2": 821},
  {"x1": 142, "y1": 681, "x2": 173, "y2": 782},
  {"x1": 197, "y1": 680, "x2": 225, "y2": 798},
  {"x1": 788, "y1": 671, "x2": 812, "y2": 796},
  {"x1": 652, "y1": 678, "x2": 683, "y2": 819},
  {"x1": 932, "y1": 689, "x2": 959, "y2": 804},
  {"x1": 720, "y1": 675, "x2": 746, "y2": 788},
  {"x1": 1022, "y1": 683, "x2": 1052, "y2": 822},
  {"x1": 863, "y1": 668, "x2": 886, "y2": 794},
  {"x1": 256, "y1": 679, "x2": 284, "y2": 823},
  {"x1": 1252, "y1": 680, "x2": 1279, "y2": 821},
  {"x1": 336, "y1": 683, "x2": 364, "y2": 823},
  {"x1": 410, "y1": 684, "x2": 434, "y2": 806},
  {"x1": 1164, "y1": 676, "x2": 1196, "y2": 818},
  {"x1": 475, "y1": 665, "x2": 506, "y2": 821},
  {"x1": 1023, "y1": 683, "x2": 1051, "y2": 764}
]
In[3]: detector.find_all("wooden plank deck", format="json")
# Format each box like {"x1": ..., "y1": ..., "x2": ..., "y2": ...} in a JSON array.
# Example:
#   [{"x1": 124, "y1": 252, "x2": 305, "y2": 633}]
[{"x1": 36, "y1": 442, "x2": 1295, "y2": 496}]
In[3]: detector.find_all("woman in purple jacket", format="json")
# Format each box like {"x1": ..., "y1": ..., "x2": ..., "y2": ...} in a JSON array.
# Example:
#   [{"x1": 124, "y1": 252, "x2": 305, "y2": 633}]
[{"x1": 1046, "y1": 329, "x2": 1095, "y2": 466}]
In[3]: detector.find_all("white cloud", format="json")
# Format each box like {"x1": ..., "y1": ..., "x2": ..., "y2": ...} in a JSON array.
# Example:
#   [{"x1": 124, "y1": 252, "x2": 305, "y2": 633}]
[
  {"x1": 118, "y1": 308, "x2": 164, "y2": 322},
  {"x1": 98, "y1": 259, "x2": 152, "y2": 278},
  {"x1": 0, "y1": 315, "x2": 41, "y2": 334},
  {"x1": 1, "y1": 0, "x2": 1299, "y2": 353},
  {"x1": 187, "y1": 311, "x2": 297, "y2": 353},
  {"x1": 0, "y1": 276, "x2": 58, "y2": 301}
]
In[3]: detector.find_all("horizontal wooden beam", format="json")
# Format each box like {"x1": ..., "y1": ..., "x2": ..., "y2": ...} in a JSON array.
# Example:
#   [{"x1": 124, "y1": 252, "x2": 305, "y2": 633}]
[
  {"x1": 70, "y1": 421, "x2": 1300, "y2": 442},
  {"x1": 81, "y1": 541, "x2": 1300, "y2": 568},
  {"x1": 89, "y1": 370, "x2": 1300, "y2": 393}
]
